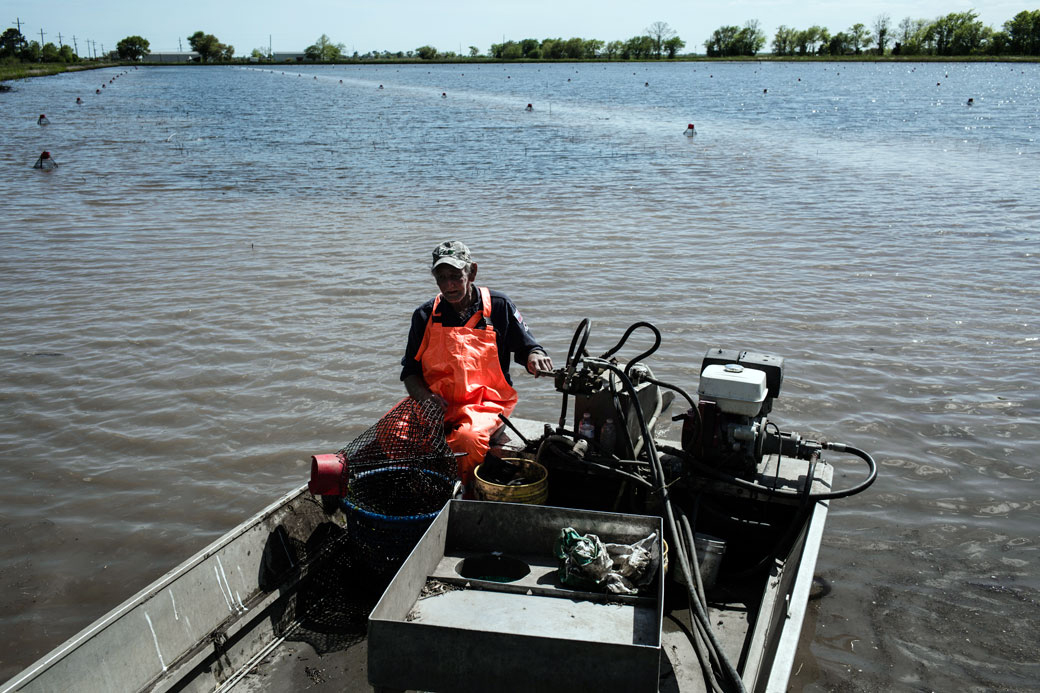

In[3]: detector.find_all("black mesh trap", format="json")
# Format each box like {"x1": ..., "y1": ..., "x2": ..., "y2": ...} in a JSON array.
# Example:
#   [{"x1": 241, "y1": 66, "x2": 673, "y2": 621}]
[{"x1": 337, "y1": 397, "x2": 458, "y2": 575}]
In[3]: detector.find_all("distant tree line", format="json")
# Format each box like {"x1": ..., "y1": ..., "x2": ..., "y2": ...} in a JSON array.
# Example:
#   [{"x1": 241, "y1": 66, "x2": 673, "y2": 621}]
[
  {"x1": 1, "y1": 28, "x2": 78, "y2": 62},
  {"x1": 484, "y1": 24, "x2": 685, "y2": 60},
  {"x1": 5, "y1": 9, "x2": 1039, "y2": 66},
  {"x1": 485, "y1": 22, "x2": 686, "y2": 60},
  {"x1": 768, "y1": 9, "x2": 1040, "y2": 57}
]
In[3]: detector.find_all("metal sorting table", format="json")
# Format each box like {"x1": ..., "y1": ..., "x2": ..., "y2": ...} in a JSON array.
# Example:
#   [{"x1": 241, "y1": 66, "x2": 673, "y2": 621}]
[{"x1": 368, "y1": 500, "x2": 665, "y2": 693}]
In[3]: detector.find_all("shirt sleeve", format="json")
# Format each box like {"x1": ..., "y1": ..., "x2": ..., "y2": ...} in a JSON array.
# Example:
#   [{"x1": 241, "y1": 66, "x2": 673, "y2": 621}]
[
  {"x1": 501, "y1": 295, "x2": 546, "y2": 367},
  {"x1": 400, "y1": 305, "x2": 429, "y2": 381}
]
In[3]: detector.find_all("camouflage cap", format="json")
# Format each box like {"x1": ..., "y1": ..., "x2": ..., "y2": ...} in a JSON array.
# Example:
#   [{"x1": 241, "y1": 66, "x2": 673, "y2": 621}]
[{"x1": 431, "y1": 241, "x2": 472, "y2": 270}]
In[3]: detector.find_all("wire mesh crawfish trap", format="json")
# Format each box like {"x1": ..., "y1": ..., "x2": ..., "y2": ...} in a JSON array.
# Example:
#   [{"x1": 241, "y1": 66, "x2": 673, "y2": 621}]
[{"x1": 338, "y1": 398, "x2": 458, "y2": 575}]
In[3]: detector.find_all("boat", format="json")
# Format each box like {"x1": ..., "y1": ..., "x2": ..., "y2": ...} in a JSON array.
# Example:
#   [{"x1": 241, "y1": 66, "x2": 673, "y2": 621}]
[{"x1": 2, "y1": 321, "x2": 876, "y2": 693}]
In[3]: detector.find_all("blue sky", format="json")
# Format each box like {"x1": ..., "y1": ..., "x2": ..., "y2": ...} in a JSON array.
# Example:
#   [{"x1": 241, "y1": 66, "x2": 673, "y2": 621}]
[{"x1": 7, "y1": 0, "x2": 1031, "y2": 55}]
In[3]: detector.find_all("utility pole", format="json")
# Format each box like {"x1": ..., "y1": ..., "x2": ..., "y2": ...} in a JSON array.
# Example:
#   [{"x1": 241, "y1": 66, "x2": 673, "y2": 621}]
[
  {"x1": 72, "y1": 35, "x2": 78, "y2": 56},
  {"x1": 57, "y1": 32, "x2": 63, "y2": 49},
  {"x1": 13, "y1": 17, "x2": 23, "y2": 33},
  {"x1": 40, "y1": 28, "x2": 45, "y2": 46},
  {"x1": 178, "y1": 37, "x2": 183, "y2": 52}
]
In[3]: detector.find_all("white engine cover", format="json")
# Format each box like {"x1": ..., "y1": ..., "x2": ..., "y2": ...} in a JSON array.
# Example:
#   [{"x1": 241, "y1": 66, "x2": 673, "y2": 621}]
[{"x1": 698, "y1": 364, "x2": 767, "y2": 416}]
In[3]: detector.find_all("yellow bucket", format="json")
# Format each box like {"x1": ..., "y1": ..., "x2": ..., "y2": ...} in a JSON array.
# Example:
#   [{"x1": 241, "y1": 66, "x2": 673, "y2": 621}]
[{"x1": 474, "y1": 458, "x2": 549, "y2": 505}]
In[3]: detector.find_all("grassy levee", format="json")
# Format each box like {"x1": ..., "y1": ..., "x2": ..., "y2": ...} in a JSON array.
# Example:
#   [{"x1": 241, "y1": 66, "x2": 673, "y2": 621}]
[{"x1": 0, "y1": 62, "x2": 118, "y2": 87}]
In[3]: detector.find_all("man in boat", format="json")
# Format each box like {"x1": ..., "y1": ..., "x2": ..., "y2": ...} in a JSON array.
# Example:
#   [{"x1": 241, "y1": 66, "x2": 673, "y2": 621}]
[{"x1": 402, "y1": 240, "x2": 553, "y2": 490}]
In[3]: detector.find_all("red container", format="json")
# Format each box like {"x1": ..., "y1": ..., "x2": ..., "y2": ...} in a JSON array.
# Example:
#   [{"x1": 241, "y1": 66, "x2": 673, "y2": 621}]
[{"x1": 309, "y1": 453, "x2": 347, "y2": 496}]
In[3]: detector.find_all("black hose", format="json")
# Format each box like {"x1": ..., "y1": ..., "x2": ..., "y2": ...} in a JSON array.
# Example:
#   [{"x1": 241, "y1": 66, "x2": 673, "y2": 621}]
[
  {"x1": 598, "y1": 321, "x2": 660, "y2": 362},
  {"x1": 658, "y1": 443, "x2": 878, "y2": 502},
  {"x1": 817, "y1": 443, "x2": 878, "y2": 499},
  {"x1": 643, "y1": 375, "x2": 695, "y2": 412},
  {"x1": 566, "y1": 318, "x2": 591, "y2": 368},
  {"x1": 681, "y1": 512, "x2": 709, "y2": 611},
  {"x1": 584, "y1": 357, "x2": 747, "y2": 693},
  {"x1": 559, "y1": 318, "x2": 592, "y2": 431},
  {"x1": 644, "y1": 374, "x2": 701, "y2": 447}
]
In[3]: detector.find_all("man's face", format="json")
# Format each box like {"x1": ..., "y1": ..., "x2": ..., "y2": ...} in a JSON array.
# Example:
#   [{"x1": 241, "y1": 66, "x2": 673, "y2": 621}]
[{"x1": 434, "y1": 264, "x2": 476, "y2": 306}]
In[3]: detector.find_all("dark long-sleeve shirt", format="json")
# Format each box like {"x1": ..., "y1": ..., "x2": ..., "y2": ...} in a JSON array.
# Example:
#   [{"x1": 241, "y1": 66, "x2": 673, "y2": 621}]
[{"x1": 400, "y1": 289, "x2": 545, "y2": 385}]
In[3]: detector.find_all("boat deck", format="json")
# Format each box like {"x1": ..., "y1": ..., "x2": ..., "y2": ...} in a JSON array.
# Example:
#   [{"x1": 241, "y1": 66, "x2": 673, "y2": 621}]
[{"x1": 2, "y1": 418, "x2": 831, "y2": 693}]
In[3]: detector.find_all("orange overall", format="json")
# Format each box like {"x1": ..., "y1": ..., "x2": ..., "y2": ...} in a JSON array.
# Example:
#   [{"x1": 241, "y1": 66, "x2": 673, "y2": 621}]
[{"x1": 414, "y1": 287, "x2": 518, "y2": 487}]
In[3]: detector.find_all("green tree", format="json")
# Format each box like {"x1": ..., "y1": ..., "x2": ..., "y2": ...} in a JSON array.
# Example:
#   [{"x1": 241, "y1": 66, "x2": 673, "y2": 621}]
[
  {"x1": 895, "y1": 17, "x2": 931, "y2": 55},
  {"x1": 950, "y1": 11, "x2": 986, "y2": 54},
  {"x1": 0, "y1": 28, "x2": 27, "y2": 59},
  {"x1": 415, "y1": 45, "x2": 438, "y2": 60},
  {"x1": 41, "y1": 42, "x2": 61, "y2": 61},
  {"x1": 874, "y1": 14, "x2": 891, "y2": 54},
  {"x1": 848, "y1": 23, "x2": 872, "y2": 53},
  {"x1": 116, "y1": 35, "x2": 150, "y2": 61},
  {"x1": 826, "y1": 32, "x2": 853, "y2": 55},
  {"x1": 704, "y1": 26, "x2": 739, "y2": 56},
  {"x1": 583, "y1": 38, "x2": 604, "y2": 58},
  {"x1": 23, "y1": 39, "x2": 41, "y2": 61},
  {"x1": 706, "y1": 21, "x2": 765, "y2": 56},
  {"x1": 806, "y1": 26, "x2": 830, "y2": 54},
  {"x1": 930, "y1": 11, "x2": 985, "y2": 55},
  {"x1": 188, "y1": 31, "x2": 225, "y2": 62},
  {"x1": 663, "y1": 36, "x2": 685, "y2": 58},
  {"x1": 542, "y1": 38, "x2": 565, "y2": 59},
  {"x1": 624, "y1": 35, "x2": 655, "y2": 59},
  {"x1": 646, "y1": 21, "x2": 676, "y2": 58},
  {"x1": 305, "y1": 34, "x2": 344, "y2": 62},
  {"x1": 1004, "y1": 10, "x2": 1040, "y2": 54},
  {"x1": 59, "y1": 44, "x2": 77, "y2": 62},
  {"x1": 562, "y1": 37, "x2": 584, "y2": 59},
  {"x1": 251, "y1": 46, "x2": 272, "y2": 60},
  {"x1": 772, "y1": 25, "x2": 797, "y2": 56},
  {"x1": 468, "y1": 45, "x2": 481, "y2": 57},
  {"x1": 736, "y1": 20, "x2": 766, "y2": 55},
  {"x1": 604, "y1": 40, "x2": 623, "y2": 59},
  {"x1": 520, "y1": 38, "x2": 540, "y2": 57},
  {"x1": 490, "y1": 40, "x2": 521, "y2": 59}
]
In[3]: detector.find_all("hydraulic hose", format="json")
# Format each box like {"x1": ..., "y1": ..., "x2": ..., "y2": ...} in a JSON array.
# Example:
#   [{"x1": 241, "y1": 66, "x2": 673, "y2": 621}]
[
  {"x1": 559, "y1": 318, "x2": 592, "y2": 430},
  {"x1": 643, "y1": 374, "x2": 702, "y2": 448},
  {"x1": 584, "y1": 357, "x2": 747, "y2": 693},
  {"x1": 598, "y1": 321, "x2": 661, "y2": 364},
  {"x1": 658, "y1": 442, "x2": 877, "y2": 502}
]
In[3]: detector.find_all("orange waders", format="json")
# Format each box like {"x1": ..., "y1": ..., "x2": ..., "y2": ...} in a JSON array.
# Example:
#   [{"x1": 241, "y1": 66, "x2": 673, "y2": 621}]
[{"x1": 415, "y1": 287, "x2": 518, "y2": 489}]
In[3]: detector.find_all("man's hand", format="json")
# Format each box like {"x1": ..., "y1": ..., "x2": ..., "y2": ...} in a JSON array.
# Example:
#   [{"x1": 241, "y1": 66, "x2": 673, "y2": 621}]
[
  {"x1": 404, "y1": 374, "x2": 447, "y2": 409},
  {"x1": 425, "y1": 392, "x2": 448, "y2": 410},
  {"x1": 527, "y1": 350, "x2": 554, "y2": 377}
]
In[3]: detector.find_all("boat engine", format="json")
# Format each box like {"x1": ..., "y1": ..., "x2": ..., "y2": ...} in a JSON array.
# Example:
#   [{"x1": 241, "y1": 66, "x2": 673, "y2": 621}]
[
  {"x1": 539, "y1": 319, "x2": 875, "y2": 517},
  {"x1": 683, "y1": 349, "x2": 784, "y2": 478}
]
